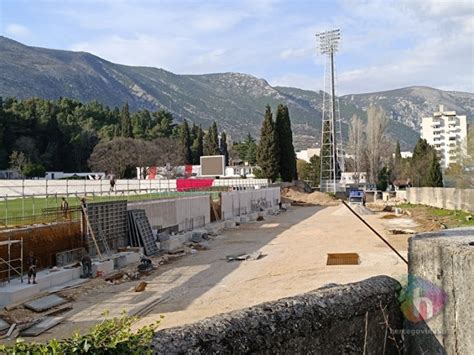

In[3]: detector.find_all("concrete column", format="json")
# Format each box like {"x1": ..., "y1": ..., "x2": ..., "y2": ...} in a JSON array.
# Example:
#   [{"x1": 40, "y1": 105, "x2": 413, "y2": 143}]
[{"x1": 407, "y1": 228, "x2": 474, "y2": 354}]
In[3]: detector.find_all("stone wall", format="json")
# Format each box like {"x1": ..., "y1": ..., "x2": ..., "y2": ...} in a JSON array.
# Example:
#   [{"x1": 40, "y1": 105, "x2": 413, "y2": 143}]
[
  {"x1": 152, "y1": 276, "x2": 404, "y2": 354},
  {"x1": 407, "y1": 228, "x2": 474, "y2": 354},
  {"x1": 406, "y1": 187, "x2": 474, "y2": 212}
]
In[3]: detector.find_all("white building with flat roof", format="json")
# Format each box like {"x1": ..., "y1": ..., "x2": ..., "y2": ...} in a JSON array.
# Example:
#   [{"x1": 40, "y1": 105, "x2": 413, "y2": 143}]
[{"x1": 421, "y1": 105, "x2": 468, "y2": 169}]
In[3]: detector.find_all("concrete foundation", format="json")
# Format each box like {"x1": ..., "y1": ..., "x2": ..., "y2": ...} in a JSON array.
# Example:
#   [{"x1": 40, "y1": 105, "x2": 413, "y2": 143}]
[
  {"x1": 407, "y1": 228, "x2": 474, "y2": 354},
  {"x1": 224, "y1": 220, "x2": 237, "y2": 229}
]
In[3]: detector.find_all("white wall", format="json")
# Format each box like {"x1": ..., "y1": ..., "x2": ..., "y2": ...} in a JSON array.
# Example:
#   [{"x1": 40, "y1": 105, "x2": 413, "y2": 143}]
[{"x1": 221, "y1": 187, "x2": 281, "y2": 219}]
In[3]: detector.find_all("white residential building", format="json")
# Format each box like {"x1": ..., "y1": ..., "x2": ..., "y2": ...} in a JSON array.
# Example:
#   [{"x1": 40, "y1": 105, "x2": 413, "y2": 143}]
[{"x1": 421, "y1": 105, "x2": 468, "y2": 169}]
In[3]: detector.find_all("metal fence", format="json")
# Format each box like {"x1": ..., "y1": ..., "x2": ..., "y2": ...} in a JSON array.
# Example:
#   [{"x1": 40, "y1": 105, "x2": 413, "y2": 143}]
[{"x1": 0, "y1": 178, "x2": 269, "y2": 229}]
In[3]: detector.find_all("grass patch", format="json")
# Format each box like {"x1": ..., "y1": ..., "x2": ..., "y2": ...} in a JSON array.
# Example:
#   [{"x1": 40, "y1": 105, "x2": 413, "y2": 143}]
[{"x1": 398, "y1": 203, "x2": 474, "y2": 228}]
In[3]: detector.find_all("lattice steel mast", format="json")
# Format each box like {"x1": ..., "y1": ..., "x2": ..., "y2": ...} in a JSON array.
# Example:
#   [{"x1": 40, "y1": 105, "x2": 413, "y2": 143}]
[{"x1": 316, "y1": 29, "x2": 344, "y2": 192}]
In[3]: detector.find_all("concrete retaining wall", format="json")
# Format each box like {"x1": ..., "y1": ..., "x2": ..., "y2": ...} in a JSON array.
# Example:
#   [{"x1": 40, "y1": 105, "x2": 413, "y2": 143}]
[
  {"x1": 407, "y1": 228, "x2": 474, "y2": 354},
  {"x1": 221, "y1": 187, "x2": 281, "y2": 220},
  {"x1": 128, "y1": 195, "x2": 210, "y2": 232},
  {"x1": 152, "y1": 276, "x2": 404, "y2": 354},
  {"x1": 0, "y1": 179, "x2": 269, "y2": 197},
  {"x1": 406, "y1": 187, "x2": 474, "y2": 212}
]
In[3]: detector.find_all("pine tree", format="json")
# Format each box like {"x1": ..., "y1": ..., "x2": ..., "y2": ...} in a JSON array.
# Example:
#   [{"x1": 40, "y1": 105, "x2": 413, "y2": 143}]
[
  {"x1": 256, "y1": 105, "x2": 279, "y2": 181},
  {"x1": 275, "y1": 104, "x2": 297, "y2": 181},
  {"x1": 179, "y1": 120, "x2": 192, "y2": 164},
  {"x1": 120, "y1": 102, "x2": 132, "y2": 137},
  {"x1": 204, "y1": 121, "x2": 220, "y2": 155},
  {"x1": 220, "y1": 131, "x2": 229, "y2": 165}
]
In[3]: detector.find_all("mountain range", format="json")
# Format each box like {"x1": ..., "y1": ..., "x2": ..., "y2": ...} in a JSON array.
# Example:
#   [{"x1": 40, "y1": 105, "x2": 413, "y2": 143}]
[{"x1": 1, "y1": 36, "x2": 472, "y2": 150}]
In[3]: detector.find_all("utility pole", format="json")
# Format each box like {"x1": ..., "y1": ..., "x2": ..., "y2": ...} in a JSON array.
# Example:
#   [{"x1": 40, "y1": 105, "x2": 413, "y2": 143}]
[{"x1": 316, "y1": 29, "x2": 344, "y2": 193}]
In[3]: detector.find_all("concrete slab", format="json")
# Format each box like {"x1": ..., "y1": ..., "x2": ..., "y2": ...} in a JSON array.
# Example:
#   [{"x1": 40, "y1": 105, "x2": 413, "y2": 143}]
[
  {"x1": 407, "y1": 228, "x2": 474, "y2": 354},
  {"x1": 24, "y1": 295, "x2": 67, "y2": 312},
  {"x1": 0, "y1": 282, "x2": 40, "y2": 307},
  {"x1": 161, "y1": 236, "x2": 186, "y2": 252},
  {"x1": 0, "y1": 318, "x2": 9, "y2": 332},
  {"x1": 22, "y1": 316, "x2": 64, "y2": 337},
  {"x1": 248, "y1": 213, "x2": 258, "y2": 221}
]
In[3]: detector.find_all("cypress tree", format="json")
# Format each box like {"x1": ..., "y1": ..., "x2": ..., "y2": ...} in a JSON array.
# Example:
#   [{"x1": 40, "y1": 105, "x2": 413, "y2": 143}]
[
  {"x1": 256, "y1": 105, "x2": 279, "y2": 181},
  {"x1": 275, "y1": 104, "x2": 297, "y2": 181},
  {"x1": 427, "y1": 153, "x2": 444, "y2": 187},
  {"x1": 191, "y1": 125, "x2": 204, "y2": 164},
  {"x1": 220, "y1": 131, "x2": 229, "y2": 166},
  {"x1": 204, "y1": 121, "x2": 220, "y2": 155},
  {"x1": 179, "y1": 120, "x2": 192, "y2": 164},
  {"x1": 120, "y1": 102, "x2": 132, "y2": 137}
]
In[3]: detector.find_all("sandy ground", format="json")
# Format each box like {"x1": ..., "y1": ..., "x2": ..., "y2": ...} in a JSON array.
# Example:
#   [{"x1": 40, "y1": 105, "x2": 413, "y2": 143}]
[{"x1": 19, "y1": 203, "x2": 411, "y2": 342}]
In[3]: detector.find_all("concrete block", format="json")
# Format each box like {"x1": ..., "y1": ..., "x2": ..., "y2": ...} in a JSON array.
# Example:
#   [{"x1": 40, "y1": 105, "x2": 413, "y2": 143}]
[
  {"x1": 205, "y1": 221, "x2": 225, "y2": 235},
  {"x1": 240, "y1": 216, "x2": 250, "y2": 224},
  {"x1": 91, "y1": 260, "x2": 114, "y2": 277},
  {"x1": 407, "y1": 228, "x2": 474, "y2": 354},
  {"x1": 248, "y1": 213, "x2": 258, "y2": 221},
  {"x1": 160, "y1": 236, "x2": 185, "y2": 252},
  {"x1": 225, "y1": 220, "x2": 237, "y2": 229},
  {"x1": 0, "y1": 282, "x2": 40, "y2": 307},
  {"x1": 124, "y1": 252, "x2": 140, "y2": 265}
]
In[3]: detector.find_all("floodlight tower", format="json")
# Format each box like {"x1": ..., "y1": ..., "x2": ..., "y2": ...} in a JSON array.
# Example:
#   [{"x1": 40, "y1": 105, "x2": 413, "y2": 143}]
[{"x1": 316, "y1": 29, "x2": 345, "y2": 193}]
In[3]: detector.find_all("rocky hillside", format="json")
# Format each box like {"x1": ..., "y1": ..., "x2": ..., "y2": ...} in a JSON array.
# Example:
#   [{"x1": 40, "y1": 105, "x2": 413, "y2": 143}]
[{"x1": 1, "y1": 36, "x2": 472, "y2": 149}]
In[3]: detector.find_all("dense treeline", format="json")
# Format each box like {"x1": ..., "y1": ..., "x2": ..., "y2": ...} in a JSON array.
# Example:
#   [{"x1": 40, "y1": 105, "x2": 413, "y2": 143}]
[{"x1": 0, "y1": 97, "x2": 230, "y2": 178}]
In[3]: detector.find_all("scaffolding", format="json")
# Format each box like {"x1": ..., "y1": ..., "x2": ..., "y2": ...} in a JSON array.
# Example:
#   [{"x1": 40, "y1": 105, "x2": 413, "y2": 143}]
[{"x1": 0, "y1": 237, "x2": 23, "y2": 285}]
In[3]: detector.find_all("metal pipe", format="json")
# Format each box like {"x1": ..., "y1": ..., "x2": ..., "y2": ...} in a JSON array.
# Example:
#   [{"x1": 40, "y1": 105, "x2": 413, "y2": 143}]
[{"x1": 342, "y1": 200, "x2": 408, "y2": 265}]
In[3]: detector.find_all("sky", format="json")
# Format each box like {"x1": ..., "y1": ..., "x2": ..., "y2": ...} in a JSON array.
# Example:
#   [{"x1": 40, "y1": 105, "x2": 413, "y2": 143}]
[{"x1": 0, "y1": 0, "x2": 473, "y2": 94}]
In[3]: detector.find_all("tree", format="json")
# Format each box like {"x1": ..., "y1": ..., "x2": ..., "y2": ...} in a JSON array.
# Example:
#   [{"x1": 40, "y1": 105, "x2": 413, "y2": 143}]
[
  {"x1": 120, "y1": 103, "x2": 132, "y2": 138},
  {"x1": 297, "y1": 155, "x2": 320, "y2": 187},
  {"x1": 377, "y1": 166, "x2": 391, "y2": 191},
  {"x1": 88, "y1": 137, "x2": 147, "y2": 178},
  {"x1": 411, "y1": 138, "x2": 443, "y2": 187},
  {"x1": 366, "y1": 105, "x2": 388, "y2": 183},
  {"x1": 191, "y1": 125, "x2": 204, "y2": 164},
  {"x1": 204, "y1": 121, "x2": 219, "y2": 155},
  {"x1": 9, "y1": 151, "x2": 28, "y2": 176},
  {"x1": 179, "y1": 120, "x2": 192, "y2": 164},
  {"x1": 219, "y1": 131, "x2": 229, "y2": 166},
  {"x1": 348, "y1": 114, "x2": 365, "y2": 182},
  {"x1": 256, "y1": 105, "x2": 279, "y2": 181},
  {"x1": 427, "y1": 153, "x2": 444, "y2": 187},
  {"x1": 275, "y1": 104, "x2": 297, "y2": 181},
  {"x1": 392, "y1": 140, "x2": 402, "y2": 180},
  {"x1": 23, "y1": 163, "x2": 46, "y2": 178}
]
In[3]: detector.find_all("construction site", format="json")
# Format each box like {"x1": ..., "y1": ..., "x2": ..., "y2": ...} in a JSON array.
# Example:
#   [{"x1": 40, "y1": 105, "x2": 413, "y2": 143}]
[{"x1": 0, "y1": 178, "x2": 472, "y2": 353}]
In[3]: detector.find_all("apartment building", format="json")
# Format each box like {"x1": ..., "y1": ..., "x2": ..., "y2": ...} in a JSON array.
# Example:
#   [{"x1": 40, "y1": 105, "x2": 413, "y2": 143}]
[{"x1": 421, "y1": 105, "x2": 468, "y2": 169}]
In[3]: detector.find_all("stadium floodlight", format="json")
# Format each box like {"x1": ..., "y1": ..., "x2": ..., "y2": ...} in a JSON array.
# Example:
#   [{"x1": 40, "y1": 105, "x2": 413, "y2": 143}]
[{"x1": 315, "y1": 29, "x2": 344, "y2": 193}]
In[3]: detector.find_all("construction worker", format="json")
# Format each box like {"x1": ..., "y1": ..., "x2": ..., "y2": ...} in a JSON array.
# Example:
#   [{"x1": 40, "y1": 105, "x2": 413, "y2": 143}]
[
  {"x1": 81, "y1": 253, "x2": 92, "y2": 278},
  {"x1": 61, "y1": 197, "x2": 69, "y2": 220},
  {"x1": 26, "y1": 251, "x2": 38, "y2": 284}
]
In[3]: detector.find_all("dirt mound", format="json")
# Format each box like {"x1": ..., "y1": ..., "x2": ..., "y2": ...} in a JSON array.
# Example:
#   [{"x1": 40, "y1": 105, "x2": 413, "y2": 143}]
[{"x1": 281, "y1": 186, "x2": 339, "y2": 206}]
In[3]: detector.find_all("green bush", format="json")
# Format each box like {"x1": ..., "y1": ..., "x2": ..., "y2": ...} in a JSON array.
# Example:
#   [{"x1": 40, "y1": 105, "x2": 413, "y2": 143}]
[{"x1": 0, "y1": 313, "x2": 159, "y2": 355}]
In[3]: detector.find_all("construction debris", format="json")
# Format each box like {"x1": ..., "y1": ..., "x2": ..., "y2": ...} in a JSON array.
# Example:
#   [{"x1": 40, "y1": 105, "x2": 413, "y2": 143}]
[
  {"x1": 226, "y1": 251, "x2": 262, "y2": 262},
  {"x1": 21, "y1": 316, "x2": 64, "y2": 337},
  {"x1": 135, "y1": 282, "x2": 147, "y2": 292},
  {"x1": 389, "y1": 229, "x2": 416, "y2": 235},
  {"x1": 256, "y1": 216, "x2": 264, "y2": 221},
  {"x1": 5, "y1": 323, "x2": 16, "y2": 337},
  {"x1": 24, "y1": 295, "x2": 67, "y2": 313},
  {"x1": 127, "y1": 209, "x2": 159, "y2": 256}
]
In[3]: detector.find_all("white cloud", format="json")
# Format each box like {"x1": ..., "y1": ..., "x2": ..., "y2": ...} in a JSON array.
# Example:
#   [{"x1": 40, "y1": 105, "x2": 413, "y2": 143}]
[{"x1": 5, "y1": 24, "x2": 30, "y2": 37}]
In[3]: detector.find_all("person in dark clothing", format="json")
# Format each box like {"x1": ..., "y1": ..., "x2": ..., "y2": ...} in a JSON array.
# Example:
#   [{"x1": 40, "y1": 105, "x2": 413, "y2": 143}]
[
  {"x1": 61, "y1": 197, "x2": 69, "y2": 219},
  {"x1": 26, "y1": 251, "x2": 38, "y2": 284},
  {"x1": 109, "y1": 174, "x2": 116, "y2": 192},
  {"x1": 81, "y1": 254, "x2": 92, "y2": 278}
]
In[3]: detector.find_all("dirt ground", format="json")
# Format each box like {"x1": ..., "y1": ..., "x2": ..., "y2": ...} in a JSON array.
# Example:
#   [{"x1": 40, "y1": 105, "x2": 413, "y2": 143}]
[{"x1": 11, "y1": 202, "x2": 413, "y2": 343}]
